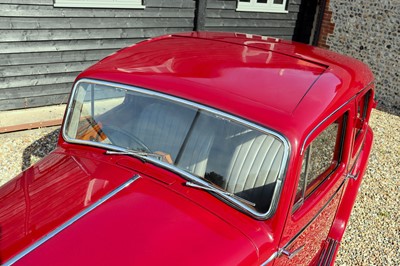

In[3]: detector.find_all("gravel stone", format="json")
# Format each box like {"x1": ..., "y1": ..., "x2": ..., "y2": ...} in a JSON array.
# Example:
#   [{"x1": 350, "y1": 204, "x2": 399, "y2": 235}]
[
  {"x1": 0, "y1": 109, "x2": 399, "y2": 264},
  {"x1": 335, "y1": 109, "x2": 400, "y2": 265},
  {"x1": 0, "y1": 127, "x2": 60, "y2": 186}
]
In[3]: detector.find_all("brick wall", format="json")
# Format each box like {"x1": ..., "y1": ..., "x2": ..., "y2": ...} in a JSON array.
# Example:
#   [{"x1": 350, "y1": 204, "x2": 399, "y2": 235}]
[
  {"x1": 317, "y1": 0, "x2": 399, "y2": 114},
  {"x1": 316, "y1": 0, "x2": 334, "y2": 49}
]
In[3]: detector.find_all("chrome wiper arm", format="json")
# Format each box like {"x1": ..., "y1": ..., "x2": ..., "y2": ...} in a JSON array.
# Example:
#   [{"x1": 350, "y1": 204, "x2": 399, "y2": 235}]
[
  {"x1": 185, "y1": 181, "x2": 256, "y2": 207},
  {"x1": 105, "y1": 150, "x2": 163, "y2": 160}
]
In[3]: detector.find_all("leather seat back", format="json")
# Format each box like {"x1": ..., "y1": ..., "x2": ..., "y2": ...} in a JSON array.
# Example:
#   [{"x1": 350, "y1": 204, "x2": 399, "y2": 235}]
[
  {"x1": 223, "y1": 131, "x2": 284, "y2": 212},
  {"x1": 176, "y1": 114, "x2": 216, "y2": 177}
]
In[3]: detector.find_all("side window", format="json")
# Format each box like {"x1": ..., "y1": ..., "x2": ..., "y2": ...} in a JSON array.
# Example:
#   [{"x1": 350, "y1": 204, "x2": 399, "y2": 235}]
[
  {"x1": 294, "y1": 114, "x2": 347, "y2": 210},
  {"x1": 355, "y1": 90, "x2": 371, "y2": 139}
]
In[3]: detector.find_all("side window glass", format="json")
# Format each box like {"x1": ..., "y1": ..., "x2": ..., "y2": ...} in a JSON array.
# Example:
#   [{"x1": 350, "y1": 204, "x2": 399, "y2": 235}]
[
  {"x1": 294, "y1": 114, "x2": 346, "y2": 210},
  {"x1": 305, "y1": 122, "x2": 338, "y2": 194},
  {"x1": 293, "y1": 148, "x2": 308, "y2": 208}
]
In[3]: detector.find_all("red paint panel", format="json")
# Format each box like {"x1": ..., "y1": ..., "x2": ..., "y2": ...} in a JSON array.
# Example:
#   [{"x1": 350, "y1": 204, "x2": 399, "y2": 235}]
[
  {"x1": 0, "y1": 150, "x2": 134, "y2": 263},
  {"x1": 83, "y1": 36, "x2": 325, "y2": 114},
  {"x1": 15, "y1": 177, "x2": 258, "y2": 266}
]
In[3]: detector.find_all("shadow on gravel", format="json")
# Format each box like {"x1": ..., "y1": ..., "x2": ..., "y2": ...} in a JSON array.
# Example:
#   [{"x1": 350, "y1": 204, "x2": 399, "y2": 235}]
[
  {"x1": 377, "y1": 104, "x2": 400, "y2": 117},
  {"x1": 21, "y1": 128, "x2": 61, "y2": 171}
]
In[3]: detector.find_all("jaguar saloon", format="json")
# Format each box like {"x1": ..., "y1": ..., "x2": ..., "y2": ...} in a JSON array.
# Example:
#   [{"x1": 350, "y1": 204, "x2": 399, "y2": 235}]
[{"x1": 0, "y1": 32, "x2": 375, "y2": 265}]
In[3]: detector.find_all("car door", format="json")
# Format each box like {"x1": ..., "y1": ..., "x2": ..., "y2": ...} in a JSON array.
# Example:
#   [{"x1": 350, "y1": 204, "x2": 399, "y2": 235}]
[
  {"x1": 274, "y1": 109, "x2": 350, "y2": 265},
  {"x1": 348, "y1": 89, "x2": 373, "y2": 178}
]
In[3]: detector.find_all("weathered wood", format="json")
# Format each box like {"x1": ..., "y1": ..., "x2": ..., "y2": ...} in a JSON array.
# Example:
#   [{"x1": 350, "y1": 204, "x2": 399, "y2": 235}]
[
  {"x1": 0, "y1": 0, "x2": 195, "y2": 7},
  {"x1": 0, "y1": 72, "x2": 80, "y2": 89},
  {"x1": 0, "y1": 27, "x2": 191, "y2": 42},
  {"x1": 0, "y1": 0, "x2": 197, "y2": 111},
  {"x1": 0, "y1": 17, "x2": 193, "y2": 30},
  {"x1": 0, "y1": 49, "x2": 116, "y2": 66},
  {"x1": 206, "y1": 9, "x2": 298, "y2": 20},
  {"x1": 0, "y1": 38, "x2": 144, "y2": 54},
  {"x1": 0, "y1": 0, "x2": 53, "y2": 5},
  {"x1": 0, "y1": 94, "x2": 69, "y2": 111},
  {"x1": 273, "y1": 36, "x2": 292, "y2": 40},
  {"x1": 287, "y1": 4, "x2": 300, "y2": 13},
  {"x1": 0, "y1": 118, "x2": 63, "y2": 133},
  {"x1": 206, "y1": 18, "x2": 296, "y2": 28},
  {"x1": 0, "y1": 61, "x2": 96, "y2": 77},
  {"x1": 206, "y1": 1, "x2": 237, "y2": 10},
  {"x1": 0, "y1": 83, "x2": 72, "y2": 100},
  {"x1": 146, "y1": 0, "x2": 195, "y2": 8},
  {"x1": 206, "y1": 27, "x2": 295, "y2": 36},
  {"x1": 0, "y1": 0, "x2": 305, "y2": 111},
  {"x1": 0, "y1": 4, "x2": 195, "y2": 18}
]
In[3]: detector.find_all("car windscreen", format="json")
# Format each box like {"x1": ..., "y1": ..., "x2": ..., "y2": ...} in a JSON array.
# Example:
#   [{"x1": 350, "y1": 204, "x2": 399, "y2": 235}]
[{"x1": 64, "y1": 80, "x2": 288, "y2": 217}]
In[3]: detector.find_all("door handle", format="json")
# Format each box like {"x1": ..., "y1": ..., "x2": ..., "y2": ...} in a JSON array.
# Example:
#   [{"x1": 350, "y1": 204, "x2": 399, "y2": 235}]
[
  {"x1": 280, "y1": 245, "x2": 305, "y2": 259},
  {"x1": 346, "y1": 170, "x2": 360, "y2": 180}
]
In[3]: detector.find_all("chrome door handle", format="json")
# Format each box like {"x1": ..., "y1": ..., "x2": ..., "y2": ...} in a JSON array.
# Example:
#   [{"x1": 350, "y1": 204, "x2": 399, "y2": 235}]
[
  {"x1": 346, "y1": 170, "x2": 360, "y2": 180},
  {"x1": 280, "y1": 245, "x2": 305, "y2": 259}
]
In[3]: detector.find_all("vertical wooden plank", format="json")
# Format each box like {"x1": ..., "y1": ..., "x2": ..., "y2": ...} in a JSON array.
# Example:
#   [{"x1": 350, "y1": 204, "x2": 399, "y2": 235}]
[{"x1": 195, "y1": 0, "x2": 208, "y2": 31}]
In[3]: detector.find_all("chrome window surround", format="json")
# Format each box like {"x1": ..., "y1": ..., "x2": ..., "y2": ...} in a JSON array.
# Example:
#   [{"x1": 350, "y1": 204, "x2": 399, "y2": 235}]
[
  {"x1": 5, "y1": 175, "x2": 141, "y2": 266},
  {"x1": 294, "y1": 112, "x2": 348, "y2": 212},
  {"x1": 62, "y1": 78, "x2": 291, "y2": 220},
  {"x1": 300, "y1": 80, "x2": 374, "y2": 155}
]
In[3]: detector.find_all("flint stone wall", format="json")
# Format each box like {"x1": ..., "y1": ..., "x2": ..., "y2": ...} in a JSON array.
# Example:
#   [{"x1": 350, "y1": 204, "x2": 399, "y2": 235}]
[{"x1": 327, "y1": 0, "x2": 399, "y2": 113}]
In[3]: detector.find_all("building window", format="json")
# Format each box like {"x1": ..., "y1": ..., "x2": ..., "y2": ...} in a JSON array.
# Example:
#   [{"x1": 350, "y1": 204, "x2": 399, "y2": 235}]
[
  {"x1": 54, "y1": 0, "x2": 144, "y2": 9},
  {"x1": 237, "y1": 0, "x2": 288, "y2": 13}
]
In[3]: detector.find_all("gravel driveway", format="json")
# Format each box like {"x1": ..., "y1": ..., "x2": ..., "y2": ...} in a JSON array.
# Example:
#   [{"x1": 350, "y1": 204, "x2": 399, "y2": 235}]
[{"x1": 0, "y1": 109, "x2": 398, "y2": 265}]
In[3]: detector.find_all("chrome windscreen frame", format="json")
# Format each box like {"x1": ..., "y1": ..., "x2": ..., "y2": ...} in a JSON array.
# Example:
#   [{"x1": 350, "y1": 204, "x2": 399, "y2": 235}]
[{"x1": 62, "y1": 78, "x2": 291, "y2": 220}]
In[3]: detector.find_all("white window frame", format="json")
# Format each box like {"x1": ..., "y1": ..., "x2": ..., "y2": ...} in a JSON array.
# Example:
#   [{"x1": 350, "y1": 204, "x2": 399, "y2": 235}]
[
  {"x1": 237, "y1": 0, "x2": 288, "y2": 13},
  {"x1": 54, "y1": 0, "x2": 145, "y2": 9}
]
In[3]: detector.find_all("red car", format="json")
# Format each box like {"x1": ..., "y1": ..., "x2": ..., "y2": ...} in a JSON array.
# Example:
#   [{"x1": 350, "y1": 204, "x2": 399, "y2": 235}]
[{"x1": 0, "y1": 32, "x2": 375, "y2": 265}]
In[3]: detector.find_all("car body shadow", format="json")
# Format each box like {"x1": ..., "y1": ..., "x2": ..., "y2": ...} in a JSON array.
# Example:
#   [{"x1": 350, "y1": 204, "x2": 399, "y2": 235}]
[{"x1": 22, "y1": 128, "x2": 61, "y2": 171}]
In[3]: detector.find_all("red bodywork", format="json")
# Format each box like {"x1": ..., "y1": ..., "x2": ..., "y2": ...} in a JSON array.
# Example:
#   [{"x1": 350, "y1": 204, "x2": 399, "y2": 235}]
[{"x1": 0, "y1": 32, "x2": 374, "y2": 265}]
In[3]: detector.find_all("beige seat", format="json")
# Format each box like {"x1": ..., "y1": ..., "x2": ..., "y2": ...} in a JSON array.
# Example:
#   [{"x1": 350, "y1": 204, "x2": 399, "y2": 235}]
[
  {"x1": 175, "y1": 114, "x2": 216, "y2": 177},
  {"x1": 223, "y1": 132, "x2": 284, "y2": 212}
]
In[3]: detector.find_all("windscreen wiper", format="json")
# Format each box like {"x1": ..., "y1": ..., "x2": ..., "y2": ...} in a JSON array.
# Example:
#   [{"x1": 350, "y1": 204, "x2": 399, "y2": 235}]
[
  {"x1": 105, "y1": 150, "x2": 163, "y2": 161},
  {"x1": 185, "y1": 181, "x2": 256, "y2": 207}
]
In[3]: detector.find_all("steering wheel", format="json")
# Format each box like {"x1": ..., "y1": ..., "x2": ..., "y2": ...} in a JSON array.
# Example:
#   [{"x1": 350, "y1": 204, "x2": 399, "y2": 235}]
[{"x1": 101, "y1": 124, "x2": 151, "y2": 152}]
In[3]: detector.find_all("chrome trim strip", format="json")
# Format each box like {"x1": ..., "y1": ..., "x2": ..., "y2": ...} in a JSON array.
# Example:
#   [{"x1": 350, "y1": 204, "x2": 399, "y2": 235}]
[
  {"x1": 280, "y1": 179, "x2": 345, "y2": 251},
  {"x1": 300, "y1": 80, "x2": 375, "y2": 155},
  {"x1": 261, "y1": 251, "x2": 279, "y2": 266},
  {"x1": 61, "y1": 78, "x2": 291, "y2": 220},
  {"x1": 5, "y1": 175, "x2": 141, "y2": 266},
  {"x1": 325, "y1": 239, "x2": 339, "y2": 265},
  {"x1": 300, "y1": 97, "x2": 355, "y2": 155},
  {"x1": 317, "y1": 242, "x2": 328, "y2": 265},
  {"x1": 317, "y1": 238, "x2": 339, "y2": 266}
]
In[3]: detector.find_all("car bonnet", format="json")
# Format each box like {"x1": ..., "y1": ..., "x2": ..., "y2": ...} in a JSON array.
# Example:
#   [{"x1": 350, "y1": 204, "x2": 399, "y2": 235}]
[{"x1": 0, "y1": 149, "x2": 258, "y2": 265}]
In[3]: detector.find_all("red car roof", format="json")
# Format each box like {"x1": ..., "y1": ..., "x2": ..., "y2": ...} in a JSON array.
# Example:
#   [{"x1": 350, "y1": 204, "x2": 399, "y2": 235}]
[{"x1": 78, "y1": 31, "x2": 374, "y2": 149}]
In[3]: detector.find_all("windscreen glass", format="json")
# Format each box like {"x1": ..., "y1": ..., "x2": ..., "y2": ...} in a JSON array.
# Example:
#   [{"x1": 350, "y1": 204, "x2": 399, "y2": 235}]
[{"x1": 65, "y1": 81, "x2": 287, "y2": 213}]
